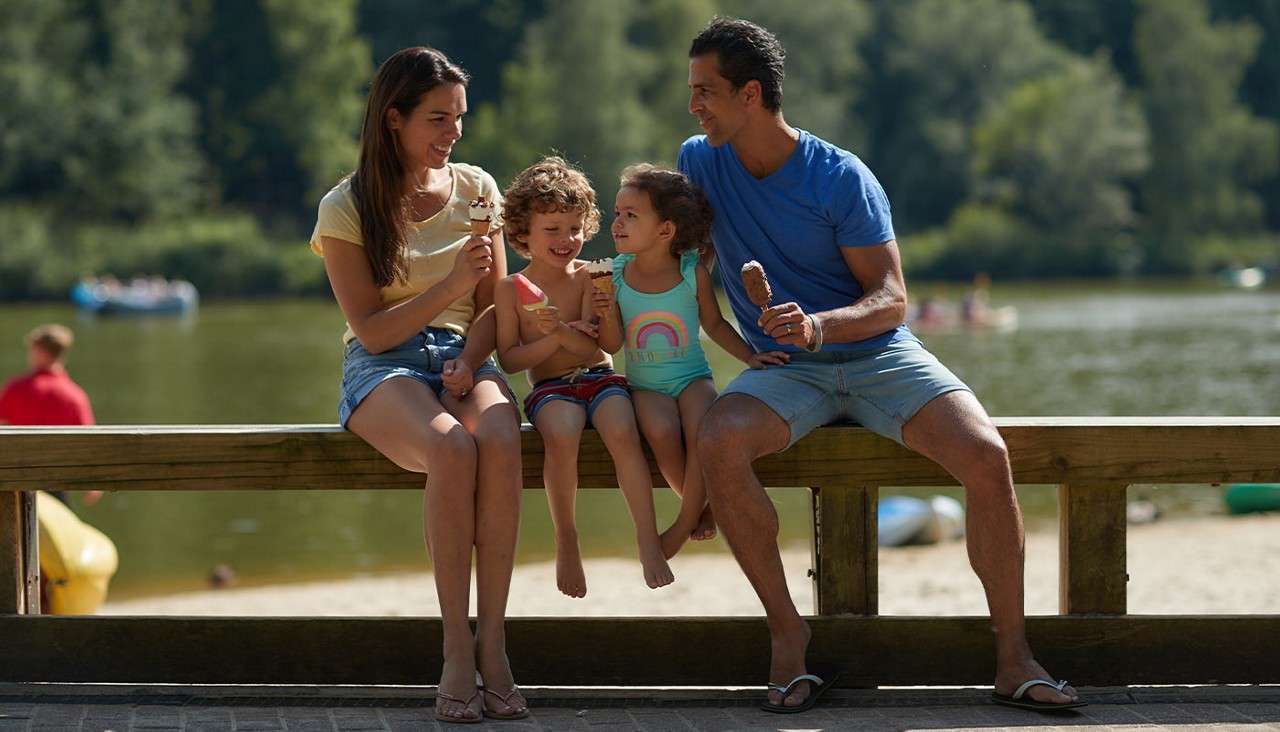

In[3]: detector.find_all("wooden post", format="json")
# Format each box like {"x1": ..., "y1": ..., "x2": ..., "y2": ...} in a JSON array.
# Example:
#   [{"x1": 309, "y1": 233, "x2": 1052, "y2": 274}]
[
  {"x1": 0, "y1": 492, "x2": 25, "y2": 614},
  {"x1": 1058, "y1": 482, "x2": 1128, "y2": 614},
  {"x1": 810, "y1": 485, "x2": 877, "y2": 615},
  {"x1": 21, "y1": 492, "x2": 38, "y2": 614}
]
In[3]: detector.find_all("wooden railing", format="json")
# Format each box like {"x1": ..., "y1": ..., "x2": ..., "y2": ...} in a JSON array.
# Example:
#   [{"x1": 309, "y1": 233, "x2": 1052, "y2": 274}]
[{"x1": 1, "y1": 418, "x2": 1277, "y2": 686}]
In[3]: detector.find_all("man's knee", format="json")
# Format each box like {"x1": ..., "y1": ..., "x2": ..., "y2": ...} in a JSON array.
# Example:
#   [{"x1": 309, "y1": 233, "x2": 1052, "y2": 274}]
[
  {"x1": 961, "y1": 430, "x2": 1012, "y2": 490},
  {"x1": 698, "y1": 398, "x2": 771, "y2": 465}
]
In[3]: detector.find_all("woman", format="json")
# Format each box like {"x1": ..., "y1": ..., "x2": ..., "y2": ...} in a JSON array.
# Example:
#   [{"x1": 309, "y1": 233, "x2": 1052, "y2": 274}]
[{"x1": 311, "y1": 47, "x2": 526, "y2": 723}]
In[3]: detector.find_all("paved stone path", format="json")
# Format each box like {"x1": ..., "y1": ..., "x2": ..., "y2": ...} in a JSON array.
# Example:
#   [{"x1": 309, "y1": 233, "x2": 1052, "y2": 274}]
[{"x1": 1, "y1": 685, "x2": 1277, "y2": 731}]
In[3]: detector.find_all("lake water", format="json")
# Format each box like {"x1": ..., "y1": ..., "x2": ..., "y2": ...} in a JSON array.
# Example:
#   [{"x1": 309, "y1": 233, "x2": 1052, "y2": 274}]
[{"x1": 1, "y1": 281, "x2": 1277, "y2": 598}]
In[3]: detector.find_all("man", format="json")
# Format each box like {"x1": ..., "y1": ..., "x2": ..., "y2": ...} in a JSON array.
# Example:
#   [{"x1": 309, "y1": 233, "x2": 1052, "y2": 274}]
[
  {"x1": 0, "y1": 324, "x2": 98, "y2": 505},
  {"x1": 0, "y1": 324, "x2": 94, "y2": 427},
  {"x1": 679, "y1": 17, "x2": 1083, "y2": 713}
]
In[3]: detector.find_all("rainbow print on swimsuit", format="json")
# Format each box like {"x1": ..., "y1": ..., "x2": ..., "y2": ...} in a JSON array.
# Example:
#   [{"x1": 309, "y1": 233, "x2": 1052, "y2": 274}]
[{"x1": 626, "y1": 311, "x2": 689, "y2": 362}]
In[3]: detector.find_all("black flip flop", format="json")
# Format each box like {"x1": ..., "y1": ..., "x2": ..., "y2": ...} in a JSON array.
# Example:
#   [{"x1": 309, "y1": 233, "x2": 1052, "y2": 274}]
[
  {"x1": 992, "y1": 679, "x2": 1087, "y2": 712},
  {"x1": 760, "y1": 666, "x2": 843, "y2": 714}
]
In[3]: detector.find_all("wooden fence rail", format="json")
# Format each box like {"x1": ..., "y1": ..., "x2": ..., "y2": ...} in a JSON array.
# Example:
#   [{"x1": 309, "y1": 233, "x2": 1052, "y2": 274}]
[{"x1": 1, "y1": 417, "x2": 1278, "y2": 685}]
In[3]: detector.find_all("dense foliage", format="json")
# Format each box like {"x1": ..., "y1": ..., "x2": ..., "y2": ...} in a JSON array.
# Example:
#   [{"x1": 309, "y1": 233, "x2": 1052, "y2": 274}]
[{"x1": 1, "y1": 0, "x2": 1276, "y2": 299}]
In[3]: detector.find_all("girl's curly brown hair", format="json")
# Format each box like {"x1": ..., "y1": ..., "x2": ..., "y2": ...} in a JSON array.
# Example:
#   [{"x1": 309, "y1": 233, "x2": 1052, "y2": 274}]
[
  {"x1": 618, "y1": 164, "x2": 713, "y2": 257},
  {"x1": 502, "y1": 156, "x2": 602, "y2": 258}
]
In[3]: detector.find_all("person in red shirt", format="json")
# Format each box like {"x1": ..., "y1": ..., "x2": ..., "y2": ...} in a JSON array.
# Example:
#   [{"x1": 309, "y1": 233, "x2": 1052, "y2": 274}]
[{"x1": 0, "y1": 324, "x2": 95, "y2": 427}]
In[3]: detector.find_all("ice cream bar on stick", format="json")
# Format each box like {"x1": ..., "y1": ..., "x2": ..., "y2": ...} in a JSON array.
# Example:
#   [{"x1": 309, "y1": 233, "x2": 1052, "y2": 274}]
[
  {"x1": 513, "y1": 273, "x2": 550, "y2": 312},
  {"x1": 585, "y1": 258, "x2": 614, "y2": 298},
  {"x1": 469, "y1": 195, "x2": 494, "y2": 236},
  {"x1": 741, "y1": 260, "x2": 772, "y2": 311}
]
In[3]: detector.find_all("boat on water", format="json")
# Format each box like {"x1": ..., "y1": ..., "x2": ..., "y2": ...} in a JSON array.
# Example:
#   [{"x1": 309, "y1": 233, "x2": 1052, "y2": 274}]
[
  {"x1": 1225, "y1": 484, "x2": 1280, "y2": 515},
  {"x1": 37, "y1": 492, "x2": 118, "y2": 614},
  {"x1": 879, "y1": 495, "x2": 965, "y2": 547},
  {"x1": 71, "y1": 277, "x2": 198, "y2": 315}
]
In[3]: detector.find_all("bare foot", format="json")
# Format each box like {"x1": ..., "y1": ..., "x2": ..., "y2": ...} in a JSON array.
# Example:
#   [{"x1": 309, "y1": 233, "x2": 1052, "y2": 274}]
[
  {"x1": 638, "y1": 540, "x2": 675, "y2": 588},
  {"x1": 435, "y1": 653, "x2": 481, "y2": 723},
  {"x1": 659, "y1": 520, "x2": 692, "y2": 559},
  {"x1": 766, "y1": 618, "x2": 813, "y2": 708},
  {"x1": 995, "y1": 657, "x2": 1080, "y2": 706},
  {"x1": 692, "y1": 504, "x2": 717, "y2": 541},
  {"x1": 555, "y1": 537, "x2": 587, "y2": 598}
]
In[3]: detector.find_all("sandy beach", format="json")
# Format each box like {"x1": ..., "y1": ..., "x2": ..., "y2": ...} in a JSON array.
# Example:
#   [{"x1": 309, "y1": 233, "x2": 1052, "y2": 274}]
[{"x1": 102, "y1": 514, "x2": 1280, "y2": 617}]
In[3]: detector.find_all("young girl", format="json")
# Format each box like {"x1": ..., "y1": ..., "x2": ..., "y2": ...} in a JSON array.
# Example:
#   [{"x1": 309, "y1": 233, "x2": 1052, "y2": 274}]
[
  {"x1": 596, "y1": 164, "x2": 787, "y2": 559},
  {"x1": 493, "y1": 156, "x2": 675, "y2": 598}
]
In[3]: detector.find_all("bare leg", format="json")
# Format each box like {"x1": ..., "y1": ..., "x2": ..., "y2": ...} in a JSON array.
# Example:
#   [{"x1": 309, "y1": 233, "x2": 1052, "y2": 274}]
[
  {"x1": 632, "y1": 390, "x2": 693, "y2": 558},
  {"x1": 902, "y1": 390, "x2": 1079, "y2": 705},
  {"x1": 534, "y1": 400, "x2": 589, "y2": 598},
  {"x1": 632, "y1": 389, "x2": 687, "y2": 495},
  {"x1": 591, "y1": 395, "x2": 674, "y2": 589},
  {"x1": 676, "y1": 379, "x2": 718, "y2": 543},
  {"x1": 444, "y1": 378, "x2": 526, "y2": 717},
  {"x1": 347, "y1": 377, "x2": 480, "y2": 722},
  {"x1": 698, "y1": 394, "x2": 812, "y2": 708}
]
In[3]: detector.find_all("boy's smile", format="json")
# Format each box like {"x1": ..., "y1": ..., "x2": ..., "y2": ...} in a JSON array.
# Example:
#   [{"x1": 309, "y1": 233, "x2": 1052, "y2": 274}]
[{"x1": 525, "y1": 210, "x2": 587, "y2": 266}]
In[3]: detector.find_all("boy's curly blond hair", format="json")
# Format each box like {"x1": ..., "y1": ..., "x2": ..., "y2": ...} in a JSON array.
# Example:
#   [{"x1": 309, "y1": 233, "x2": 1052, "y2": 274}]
[{"x1": 502, "y1": 156, "x2": 602, "y2": 258}]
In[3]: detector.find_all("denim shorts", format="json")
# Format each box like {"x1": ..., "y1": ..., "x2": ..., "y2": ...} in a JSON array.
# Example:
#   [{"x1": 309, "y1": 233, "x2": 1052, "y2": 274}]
[
  {"x1": 721, "y1": 338, "x2": 972, "y2": 447},
  {"x1": 338, "y1": 327, "x2": 507, "y2": 427}
]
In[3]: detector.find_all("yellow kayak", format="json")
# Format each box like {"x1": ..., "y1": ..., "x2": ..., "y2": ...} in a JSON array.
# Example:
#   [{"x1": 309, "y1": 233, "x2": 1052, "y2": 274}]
[{"x1": 36, "y1": 491, "x2": 118, "y2": 614}]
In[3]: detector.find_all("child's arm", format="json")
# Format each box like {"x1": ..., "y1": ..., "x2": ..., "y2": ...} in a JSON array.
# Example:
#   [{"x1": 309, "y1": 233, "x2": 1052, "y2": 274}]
[
  {"x1": 551, "y1": 277, "x2": 606, "y2": 357},
  {"x1": 494, "y1": 278, "x2": 563, "y2": 373},
  {"x1": 694, "y1": 263, "x2": 788, "y2": 368},
  {"x1": 588, "y1": 278, "x2": 625, "y2": 354}
]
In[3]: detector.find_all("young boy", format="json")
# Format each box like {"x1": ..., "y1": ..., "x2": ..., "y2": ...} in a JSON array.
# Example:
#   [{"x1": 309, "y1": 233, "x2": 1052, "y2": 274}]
[{"x1": 494, "y1": 157, "x2": 674, "y2": 598}]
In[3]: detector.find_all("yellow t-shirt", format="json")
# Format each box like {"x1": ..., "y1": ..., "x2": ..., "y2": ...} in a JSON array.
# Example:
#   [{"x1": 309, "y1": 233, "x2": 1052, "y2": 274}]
[{"x1": 310, "y1": 162, "x2": 504, "y2": 343}]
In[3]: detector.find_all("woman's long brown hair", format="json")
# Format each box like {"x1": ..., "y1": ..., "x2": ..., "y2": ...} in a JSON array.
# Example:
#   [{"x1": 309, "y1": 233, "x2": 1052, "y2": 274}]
[{"x1": 351, "y1": 48, "x2": 469, "y2": 288}]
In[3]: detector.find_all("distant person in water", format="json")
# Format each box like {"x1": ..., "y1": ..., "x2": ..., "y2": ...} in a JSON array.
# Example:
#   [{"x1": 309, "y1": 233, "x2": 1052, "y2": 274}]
[{"x1": 0, "y1": 324, "x2": 101, "y2": 505}]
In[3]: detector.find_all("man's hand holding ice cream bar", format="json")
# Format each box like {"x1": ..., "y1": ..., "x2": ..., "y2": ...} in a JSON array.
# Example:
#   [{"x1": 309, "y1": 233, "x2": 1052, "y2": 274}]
[{"x1": 741, "y1": 260, "x2": 772, "y2": 311}]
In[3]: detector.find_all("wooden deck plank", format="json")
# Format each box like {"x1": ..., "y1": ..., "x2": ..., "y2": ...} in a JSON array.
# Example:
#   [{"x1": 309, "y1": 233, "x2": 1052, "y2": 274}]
[
  {"x1": 1, "y1": 615, "x2": 1275, "y2": 685},
  {"x1": 2, "y1": 420, "x2": 1277, "y2": 492}
]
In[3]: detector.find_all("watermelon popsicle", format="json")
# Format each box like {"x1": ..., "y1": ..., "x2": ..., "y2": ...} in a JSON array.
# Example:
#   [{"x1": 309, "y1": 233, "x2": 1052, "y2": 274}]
[{"x1": 513, "y1": 273, "x2": 550, "y2": 312}]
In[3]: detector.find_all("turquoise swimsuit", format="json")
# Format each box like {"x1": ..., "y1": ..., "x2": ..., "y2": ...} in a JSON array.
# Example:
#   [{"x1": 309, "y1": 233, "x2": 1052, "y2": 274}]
[{"x1": 613, "y1": 251, "x2": 714, "y2": 398}]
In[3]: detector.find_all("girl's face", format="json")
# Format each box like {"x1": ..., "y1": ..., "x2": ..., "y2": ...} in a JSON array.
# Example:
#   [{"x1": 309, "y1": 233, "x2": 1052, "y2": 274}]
[
  {"x1": 524, "y1": 209, "x2": 587, "y2": 267},
  {"x1": 389, "y1": 83, "x2": 466, "y2": 171},
  {"x1": 612, "y1": 186, "x2": 672, "y2": 255}
]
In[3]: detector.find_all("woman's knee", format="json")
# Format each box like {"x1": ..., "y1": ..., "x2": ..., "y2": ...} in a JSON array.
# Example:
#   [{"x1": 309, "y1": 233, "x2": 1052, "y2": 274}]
[
  {"x1": 425, "y1": 425, "x2": 478, "y2": 476},
  {"x1": 473, "y1": 411, "x2": 522, "y2": 466}
]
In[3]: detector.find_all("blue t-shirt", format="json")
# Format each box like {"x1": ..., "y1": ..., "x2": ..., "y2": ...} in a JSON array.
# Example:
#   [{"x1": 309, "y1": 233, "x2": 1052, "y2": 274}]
[{"x1": 678, "y1": 129, "x2": 916, "y2": 354}]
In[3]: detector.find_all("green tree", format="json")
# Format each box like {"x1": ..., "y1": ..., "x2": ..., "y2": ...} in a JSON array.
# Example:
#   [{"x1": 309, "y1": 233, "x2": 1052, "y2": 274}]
[
  {"x1": 0, "y1": 0, "x2": 202, "y2": 221},
  {"x1": 1136, "y1": 0, "x2": 1279, "y2": 271},
  {"x1": 461, "y1": 0, "x2": 651, "y2": 257},
  {"x1": 872, "y1": 0, "x2": 1068, "y2": 232},
  {"x1": 972, "y1": 55, "x2": 1149, "y2": 273},
  {"x1": 356, "y1": 0, "x2": 545, "y2": 108},
  {"x1": 185, "y1": 0, "x2": 369, "y2": 221}
]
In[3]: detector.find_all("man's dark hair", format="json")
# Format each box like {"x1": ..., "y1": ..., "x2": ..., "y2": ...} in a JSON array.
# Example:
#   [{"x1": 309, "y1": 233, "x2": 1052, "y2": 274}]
[{"x1": 689, "y1": 17, "x2": 785, "y2": 112}]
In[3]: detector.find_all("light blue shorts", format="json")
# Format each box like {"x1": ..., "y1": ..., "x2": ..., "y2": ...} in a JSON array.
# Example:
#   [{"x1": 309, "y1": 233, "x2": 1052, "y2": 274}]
[
  {"x1": 720, "y1": 338, "x2": 972, "y2": 447},
  {"x1": 338, "y1": 327, "x2": 507, "y2": 427}
]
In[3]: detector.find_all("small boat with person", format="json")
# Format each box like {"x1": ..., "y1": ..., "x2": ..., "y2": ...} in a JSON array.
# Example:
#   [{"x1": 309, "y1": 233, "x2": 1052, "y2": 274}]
[{"x1": 71, "y1": 275, "x2": 198, "y2": 315}]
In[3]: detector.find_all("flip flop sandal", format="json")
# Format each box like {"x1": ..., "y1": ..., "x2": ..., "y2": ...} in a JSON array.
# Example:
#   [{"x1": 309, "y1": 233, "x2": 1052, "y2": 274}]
[
  {"x1": 481, "y1": 685, "x2": 530, "y2": 720},
  {"x1": 760, "y1": 666, "x2": 843, "y2": 714},
  {"x1": 434, "y1": 688, "x2": 483, "y2": 724},
  {"x1": 992, "y1": 679, "x2": 1088, "y2": 712}
]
